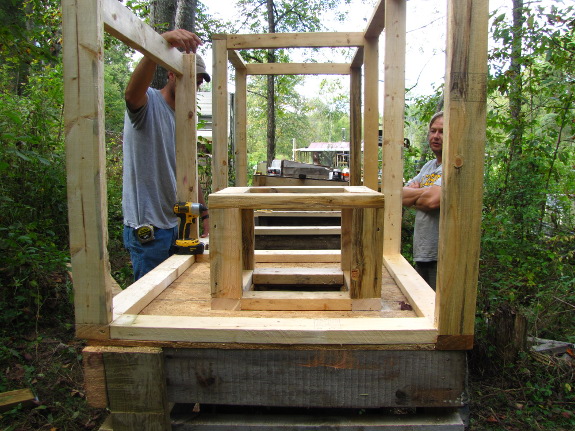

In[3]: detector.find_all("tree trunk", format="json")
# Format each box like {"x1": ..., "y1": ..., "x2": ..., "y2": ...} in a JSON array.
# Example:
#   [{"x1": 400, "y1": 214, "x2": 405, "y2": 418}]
[
  {"x1": 266, "y1": 0, "x2": 276, "y2": 167},
  {"x1": 176, "y1": 0, "x2": 197, "y2": 32},
  {"x1": 505, "y1": 0, "x2": 525, "y2": 207},
  {"x1": 150, "y1": 0, "x2": 177, "y2": 89}
]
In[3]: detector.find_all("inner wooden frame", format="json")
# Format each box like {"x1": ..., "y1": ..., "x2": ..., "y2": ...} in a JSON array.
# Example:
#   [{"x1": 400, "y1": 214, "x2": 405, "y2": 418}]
[{"x1": 209, "y1": 186, "x2": 385, "y2": 311}]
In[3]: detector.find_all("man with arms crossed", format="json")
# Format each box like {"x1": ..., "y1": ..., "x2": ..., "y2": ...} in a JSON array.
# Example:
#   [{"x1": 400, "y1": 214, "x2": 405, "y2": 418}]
[{"x1": 402, "y1": 111, "x2": 443, "y2": 290}]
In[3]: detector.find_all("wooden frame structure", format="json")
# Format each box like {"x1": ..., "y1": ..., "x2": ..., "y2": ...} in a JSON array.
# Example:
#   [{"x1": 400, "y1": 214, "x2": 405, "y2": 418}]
[{"x1": 63, "y1": 0, "x2": 488, "y2": 428}]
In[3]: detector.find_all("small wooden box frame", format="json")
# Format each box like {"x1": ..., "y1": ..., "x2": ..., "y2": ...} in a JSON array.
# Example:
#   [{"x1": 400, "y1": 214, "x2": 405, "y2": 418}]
[{"x1": 209, "y1": 186, "x2": 384, "y2": 311}]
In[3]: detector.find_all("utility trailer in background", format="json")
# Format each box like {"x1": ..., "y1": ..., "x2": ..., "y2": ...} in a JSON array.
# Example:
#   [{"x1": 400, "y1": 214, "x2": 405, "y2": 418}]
[{"x1": 62, "y1": 0, "x2": 488, "y2": 429}]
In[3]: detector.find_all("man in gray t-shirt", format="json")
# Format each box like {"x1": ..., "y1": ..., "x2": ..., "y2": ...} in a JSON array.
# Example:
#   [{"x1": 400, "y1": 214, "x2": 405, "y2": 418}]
[
  {"x1": 402, "y1": 112, "x2": 443, "y2": 290},
  {"x1": 122, "y1": 29, "x2": 210, "y2": 281}
]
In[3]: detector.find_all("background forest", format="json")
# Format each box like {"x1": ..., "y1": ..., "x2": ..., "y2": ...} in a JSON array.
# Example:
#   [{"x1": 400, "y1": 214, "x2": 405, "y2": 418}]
[{"x1": 0, "y1": 0, "x2": 573, "y2": 430}]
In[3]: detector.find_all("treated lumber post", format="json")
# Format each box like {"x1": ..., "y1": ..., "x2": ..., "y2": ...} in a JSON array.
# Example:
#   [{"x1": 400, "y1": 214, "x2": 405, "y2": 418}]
[
  {"x1": 175, "y1": 54, "x2": 199, "y2": 223},
  {"x1": 212, "y1": 35, "x2": 229, "y2": 193},
  {"x1": 234, "y1": 61, "x2": 248, "y2": 186},
  {"x1": 349, "y1": 66, "x2": 362, "y2": 186},
  {"x1": 210, "y1": 207, "x2": 243, "y2": 304},
  {"x1": 363, "y1": 36, "x2": 379, "y2": 191},
  {"x1": 436, "y1": 0, "x2": 488, "y2": 349},
  {"x1": 103, "y1": 347, "x2": 170, "y2": 431},
  {"x1": 350, "y1": 208, "x2": 384, "y2": 299},
  {"x1": 382, "y1": 0, "x2": 406, "y2": 255},
  {"x1": 62, "y1": 0, "x2": 112, "y2": 338}
]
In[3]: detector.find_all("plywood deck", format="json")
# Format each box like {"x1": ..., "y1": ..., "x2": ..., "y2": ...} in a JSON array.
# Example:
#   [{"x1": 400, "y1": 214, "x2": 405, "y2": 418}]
[{"x1": 141, "y1": 259, "x2": 417, "y2": 319}]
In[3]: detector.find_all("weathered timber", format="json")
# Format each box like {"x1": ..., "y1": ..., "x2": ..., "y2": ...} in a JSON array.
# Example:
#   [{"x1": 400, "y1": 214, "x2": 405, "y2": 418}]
[{"x1": 164, "y1": 349, "x2": 467, "y2": 408}]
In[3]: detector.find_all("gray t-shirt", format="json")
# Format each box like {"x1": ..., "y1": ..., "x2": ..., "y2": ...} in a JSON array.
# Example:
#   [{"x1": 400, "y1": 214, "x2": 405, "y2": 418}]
[
  {"x1": 122, "y1": 88, "x2": 179, "y2": 230},
  {"x1": 406, "y1": 159, "x2": 442, "y2": 262}
]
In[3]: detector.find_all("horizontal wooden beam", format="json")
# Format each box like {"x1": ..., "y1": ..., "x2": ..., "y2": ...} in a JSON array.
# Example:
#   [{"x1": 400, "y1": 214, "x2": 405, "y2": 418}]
[
  {"x1": 241, "y1": 291, "x2": 351, "y2": 311},
  {"x1": 383, "y1": 254, "x2": 436, "y2": 320},
  {"x1": 110, "y1": 314, "x2": 437, "y2": 345},
  {"x1": 254, "y1": 250, "x2": 341, "y2": 263},
  {"x1": 252, "y1": 267, "x2": 344, "y2": 285},
  {"x1": 209, "y1": 186, "x2": 385, "y2": 210},
  {"x1": 225, "y1": 32, "x2": 365, "y2": 49},
  {"x1": 113, "y1": 254, "x2": 195, "y2": 319},
  {"x1": 255, "y1": 226, "x2": 341, "y2": 235},
  {"x1": 364, "y1": 0, "x2": 386, "y2": 38},
  {"x1": 102, "y1": 0, "x2": 184, "y2": 75},
  {"x1": 227, "y1": 49, "x2": 247, "y2": 70},
  {"x1": 246, "y1": 63, "x2": 351, "y2": 75}
]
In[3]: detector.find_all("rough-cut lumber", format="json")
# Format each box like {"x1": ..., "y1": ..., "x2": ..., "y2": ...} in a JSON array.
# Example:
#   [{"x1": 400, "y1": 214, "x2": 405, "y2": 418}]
[
  {"x1": 252, "y1": 267, "x2": 344, "y2": 285},
  {"x1": 165, "y1": 349, "x2": 467, "y2": 408},
  {"x1": 175, "y1": 54, "x2": 199, "y2": 208},
  {"x1": 0, "y1": 388, "x2": 36, "y2": 412},
  {"x1": 234, "y1": 66, "x2": 248, "y2": 186},
  {"x1": 63, "y1": 0, "x2": 112, "y2": 333},
  {"x1": 209, "y1": 186, "x2": 385, "y2": 210},
  {"x1": 225, "y1": 32, "x2": 365, "y2": 49},
  {"x1": 255, "y1": 226, "x2": 341, "y2": 235},
  {"x1": 436, "y1": 0, "x2": 488, "y2": 338},
  {"x1": 172, "y1": 410, "x2": 464, "y2": 430},
  {"x1": 349, "y1": 67, "x2": 362, "y2": 186},
  {"x1": 245, "y1": 63, "x2": 351, "y2": 75},
  {"x1": 211, "y1": 36, "x2": 229, "y2": 193},
  {"x1": 241, "y1": 291, "x2": 352, "y2": 311},
  {"x1": 102, "y1": 0, "x2": 184, "y2": 75},
  {"x1": 383, "y1": 254, "x2": 435, "y2": 320},
  {"x1": 382, "y1": 0, "x2": 406, "y2": 255},
  {"x1": 254, "y1": 250, "x2": 341, "y2": 263},
  {"x1": 362, "y1": 36, "x2": 379, "y2": 191},
  {"x1": 113, "y1": 254, "x2": 195, "y2": 319},
  {"x1": 104, "y1": 347, "x2": 170, "y2": 431},
  {"x1": 110, "y1": 314, "x2": 436, "y2": 345},
  {"x1": 82, "y1": 346, "x2": 108, "y2": 408},
  {"x1": 364, "y1": 0, "x2": 386, "y2": 38}
]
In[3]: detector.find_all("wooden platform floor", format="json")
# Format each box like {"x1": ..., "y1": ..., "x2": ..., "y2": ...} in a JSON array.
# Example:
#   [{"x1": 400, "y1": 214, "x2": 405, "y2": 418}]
[{"x1": 140, "y1": 260, "x2": 417, "y2": 319}]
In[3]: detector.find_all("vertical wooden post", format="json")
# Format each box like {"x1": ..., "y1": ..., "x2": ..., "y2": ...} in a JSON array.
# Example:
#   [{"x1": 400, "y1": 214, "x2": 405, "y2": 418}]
[
  {"x1": 363, "y1": 37, "x2": 379, "y2": 191},
  {"x1": 350, "y1": 208, "x2": 384, "y2": 299},
  {"x1": 340, "y1": 208, "x2": 353, "y2": 273},
  {"x1": 436, "y1": 0, "x2": 488, "y2": 349},
  {"x1": 382, "y1": 0, "x2": 406, "y2": 256},
  {"x1": 235, "y1": 66, "x2": 248, "y2": 186},
  {"x1": 62, "y1": 0, "x2": 112, "y2": 338},
  {"x1": 349, "y1": 65, "x2": 362, "y2": 186},
  {"x1": 175, "y1": 54, "x2": 199, "y2": 238},
  {"x1": 104, "y1": 347, "x2": 170, "y2": 431},
  {"x1": 212, "y1": 35, "x2": 229, "y2": 192},
  {"x1": 210, "y1": 208, "x2": 243, "y2": 302}
]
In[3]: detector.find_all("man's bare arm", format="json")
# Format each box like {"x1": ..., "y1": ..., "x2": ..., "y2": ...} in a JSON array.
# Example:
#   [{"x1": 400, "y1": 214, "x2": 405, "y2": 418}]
[
  {"x1": 413, "y1": 185, "x2": 441, "y2": 212},
  {"x1": 402, "y1": 186, "x2": 424, "y2": 208},
  {"x1": 124, "y1": 29, "x2": 202, "y2": 111}
]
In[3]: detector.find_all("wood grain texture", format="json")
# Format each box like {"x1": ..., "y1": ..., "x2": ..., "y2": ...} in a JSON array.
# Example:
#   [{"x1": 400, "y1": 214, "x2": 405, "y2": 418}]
[
  {"x1": 364, "y1": 0, "x2": 386, "y2": 38},
  {"x1": 382, "y1": 0, "x2": 406, "y2": 255},
  {"x1": 175, "y1": 54, "x2": 199, "y2": 206},
  {"x1": 211, "y1": 38, "x2": 228, "y2": 193},
  {"x1": 63, "y1": 0, "x2": 112, "y2": 329},
  {"x1": 349, "y1": 67, "x2": 362, "y2": 186},
  {"x1": 245, "y1": 63, "x2": 351, "y2": 75},
  {"x1": 226, "y1": 33, "x2": 365, "y2": 49},
  {"x1": 104, "y1": 347, "x2": 170, "y2": 431},
  {"x1": 102, "y1": 0, "x2": 184, "y2": 75},
  {"x1": 363, "y1": 36, "x2": 379, "y2": 191},
  {"x1": 234, "y1": 67, "x2": 248, "y2": 186},
  {"x1": 164, "y1": 349, "x2": 466, "y2": 408},
  {"x1": 436, "y1": 0, "x2": 488, "y2": 339},
  {"x1": 82, "y1": 346, "x2": 107, "y2": 408}
]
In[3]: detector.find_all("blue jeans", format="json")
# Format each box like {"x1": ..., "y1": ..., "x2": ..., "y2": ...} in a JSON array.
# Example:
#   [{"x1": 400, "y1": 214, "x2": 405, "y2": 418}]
[
  {"x1": 415, "y1": 260, "x2": 437, "y2": 291},
  {"x1": 123, "y1": 225, "x2": 178, "y2": 281}
]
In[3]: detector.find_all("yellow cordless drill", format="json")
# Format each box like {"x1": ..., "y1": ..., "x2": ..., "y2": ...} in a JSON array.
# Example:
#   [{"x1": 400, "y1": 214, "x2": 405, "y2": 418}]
[{"x1": 173, "y1": 202, "x2": 208, "y2": 255}]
